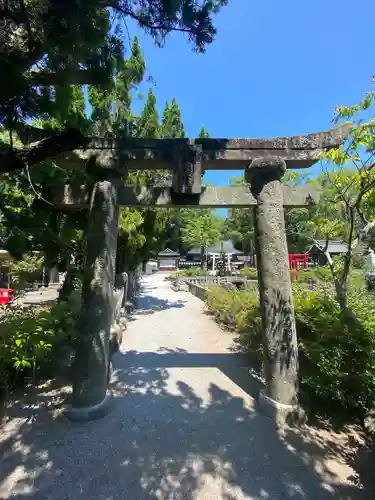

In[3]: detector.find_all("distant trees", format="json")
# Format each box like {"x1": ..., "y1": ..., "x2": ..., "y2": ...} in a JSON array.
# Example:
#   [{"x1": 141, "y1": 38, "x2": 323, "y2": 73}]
[
  {"x1": 161, "y1": 99, "x2": 185, "y2": 138},
  {"x1": 199, "y1": 126, "x2": 210, "y2": 138},
  {"x1": 181, "y1": 210, "x2": 222, "y2": 269},
  {"x1": 138, "y1": 89, "x2": 161, "y2": 139}
]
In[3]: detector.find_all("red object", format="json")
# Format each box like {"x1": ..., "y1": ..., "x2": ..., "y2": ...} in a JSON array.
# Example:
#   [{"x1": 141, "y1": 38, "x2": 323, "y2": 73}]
[
  {"x1": 0, "y1": 288, "x2": 14, "y2": 305},
  {"x1": 288, "y1": 254, "x2": 308, "y2": 280}
]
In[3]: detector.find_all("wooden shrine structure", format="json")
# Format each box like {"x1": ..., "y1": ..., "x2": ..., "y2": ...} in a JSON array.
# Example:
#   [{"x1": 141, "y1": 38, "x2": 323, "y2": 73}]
[{"x1": 54, "y1": 124, "x2": 351, "y2": 424}]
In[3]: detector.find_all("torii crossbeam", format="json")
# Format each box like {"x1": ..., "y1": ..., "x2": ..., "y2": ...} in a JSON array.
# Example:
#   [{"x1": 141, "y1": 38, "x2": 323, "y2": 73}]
[{"x1": 58, "y1": 125, "x2": 351, "y2": 425}]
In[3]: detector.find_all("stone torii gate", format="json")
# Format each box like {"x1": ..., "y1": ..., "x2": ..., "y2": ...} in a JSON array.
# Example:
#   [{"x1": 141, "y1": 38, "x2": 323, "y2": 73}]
[{"x1": 55, "y1": 125, "x2": 350, "y2": 423}]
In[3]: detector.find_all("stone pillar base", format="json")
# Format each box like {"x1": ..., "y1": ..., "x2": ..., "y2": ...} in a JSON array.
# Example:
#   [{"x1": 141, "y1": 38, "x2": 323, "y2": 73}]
[
  {"x1": 258, "y1": 389, "x2": 306, "y2": 426},
  {"x1": 64, "y1": 394, "x2": 113, "y2": 422}
]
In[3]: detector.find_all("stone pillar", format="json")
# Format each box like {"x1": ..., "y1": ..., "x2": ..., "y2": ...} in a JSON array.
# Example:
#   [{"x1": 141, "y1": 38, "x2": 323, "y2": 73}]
[
  {"x1": 172, "y1": 144, "x2": 202, "y2": 195},
  {"x1": 245, "y1": 158, "x2": 301, "y2": 424},
  {"x1": 119, "y1": 272, "x2": 128, "y2": 309},
  {"x1": 67, "y1": 175, "x2": 119, "y2": 421},
  {"x1": 127, "y1": 270, "x2": 135, "y2": 301}
]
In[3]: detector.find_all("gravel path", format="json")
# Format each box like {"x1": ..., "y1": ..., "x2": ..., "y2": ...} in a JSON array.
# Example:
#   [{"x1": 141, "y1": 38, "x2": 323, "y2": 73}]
[{"x1": 0, "y1": 273, "x2": 365, "y2": 499}]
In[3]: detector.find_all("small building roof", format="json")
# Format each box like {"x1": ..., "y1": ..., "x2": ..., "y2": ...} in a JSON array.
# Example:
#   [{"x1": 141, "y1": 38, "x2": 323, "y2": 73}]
[
  {"x1": 187, "y1": 240, "x2": 244, "y2": 256},
  {"x1": 307, "y1": 240, "x2": 348, "y2": 254},
  {"x1": 157, "y1": 248, "x2": 180, "y2": 257}
]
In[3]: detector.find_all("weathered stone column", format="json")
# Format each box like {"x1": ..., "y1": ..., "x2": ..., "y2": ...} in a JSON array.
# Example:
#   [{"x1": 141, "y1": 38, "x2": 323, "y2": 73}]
[
  {"x1": 172, "y1": 144, "x2": 202, "y2": 195},
  {"x1": 67, "y1": 173, "x2": 119, "y2": 421},
  {"x1": 119, "y1": 271, "x2": 128, "y2": 309},
  {"x1": 245, "y1": 158, "x2": 301, "y2": 424}
]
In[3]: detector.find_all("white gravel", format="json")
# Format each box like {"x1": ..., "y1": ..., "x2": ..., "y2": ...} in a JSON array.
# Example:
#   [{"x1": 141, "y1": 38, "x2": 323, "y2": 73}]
[{"x1": 0, "y1": 273, "x2": 364, "y2": 499}]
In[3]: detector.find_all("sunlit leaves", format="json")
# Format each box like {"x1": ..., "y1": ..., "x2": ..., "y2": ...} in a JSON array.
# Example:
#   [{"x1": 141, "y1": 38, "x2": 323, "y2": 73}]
[
  {"x1": 308, "y1": 217, "x2": 346, "y2": 240},
  {"x1": 118, "y1": 208, "x2": 144, "y2": 233},
  {"x1": 333, "y1": 88, "x2": 375, "y2": 123},
  {"x1": 181, "y1": 210, "x2": 222, "y2": 250}
]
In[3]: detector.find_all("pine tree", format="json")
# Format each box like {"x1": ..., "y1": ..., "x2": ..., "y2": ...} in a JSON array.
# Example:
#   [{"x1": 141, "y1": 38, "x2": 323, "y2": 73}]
[
  {"x1": 160, "y1": 101, "x2": 170, "y2": 138},
  {"x1": 169, "y1": 98, "x2": 185, "y2": 138},
  {"x1": 52, "y1": 85, "x2": 90, "y2": 132},
  {"x1": 160, "y1": 97, "x2": 185, "y2": 138},
  {"x1": 88, "y1": 37, "x2": 145, "y2": 138},
  {"x1": 199, "y1": 126, "x2": 210, "y2": 138},
  {"x1": 1, "y1": 1, "x2": 227, "y2": 176},
  {"x1": 112, "y1": 37, "x2": 146, "y2": 138},
  {"x1": 138, "y1": 89, "x2": 160, "y2": 138},
  {"x1": 88, "y1": 85, "x2": 112, "y2": 136}
]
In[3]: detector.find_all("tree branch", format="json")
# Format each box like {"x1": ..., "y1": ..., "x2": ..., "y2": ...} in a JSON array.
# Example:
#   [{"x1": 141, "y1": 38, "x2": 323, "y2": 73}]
[
  {"x1": 343, "y1": 205, "x2": 355, "y2": 278},
  {"x1": 25, "y1": 68, "x2": 120, "y2": 87},
  {"x1": 10, "y1": 123, "x2": 57, "y2": 145},
  {"x1": 0, "y1": 128, "x2": 86, "y2": 176},
  {"x1": 107, "y1": 3, "x2": 192, "y2": 34}
]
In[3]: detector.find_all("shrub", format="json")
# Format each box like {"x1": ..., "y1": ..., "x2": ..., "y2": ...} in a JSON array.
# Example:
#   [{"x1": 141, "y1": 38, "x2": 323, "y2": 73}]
[
  {"x1": 352, "y1": 243, "x2": 367, "y2": 269},
  {"x1": 0, "y1": 291, "x2": 80, "y2": 396},
  {"x1": 166, "y1": 268, "x2": 210, "y2": 280},
  {"x1": 205, "y1": 286, "x2": 262, "y2": 351},
  {"x1": 204, "y1": 284, "x2": 375, "y2": 413},
  {"x1": 9, "y1": 253, "x2": 44, "y2": 290},
  {"x1": 295, "y1": 269, "x2": 316, "y2": 283},
  {"x1": 295, "y1": 287, "x2": 375, "y2": 410},
  {"x1": 239, "y1": 267, "x2": 258, "y2": 279},
  {"x1": 312, "y1": 266, "x2": 333, "y2": 282},
  {"x1": 290, "y1": 267, "x2": 333, "y2": 284}
]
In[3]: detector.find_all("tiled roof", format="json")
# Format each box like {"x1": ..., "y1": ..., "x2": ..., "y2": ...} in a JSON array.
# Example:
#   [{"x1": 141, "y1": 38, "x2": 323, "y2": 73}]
[
  {"x1": 308, "y1": 240, "x2": 348, "y2": 254},
  {"x1": 187, "y1": 241, "x2": 244, "y2": 255},
  {"x1": 157, "y1": 248, "x2": 180, "y2": 256}
]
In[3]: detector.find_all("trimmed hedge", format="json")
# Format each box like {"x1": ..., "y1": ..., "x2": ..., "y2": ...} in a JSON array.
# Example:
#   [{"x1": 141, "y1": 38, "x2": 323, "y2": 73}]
[
  {"x1": 165, "y1": 268, "x2": 211, "y2": 280},
  {"x1": 239, "y1": 266, "x2": 334, "y2": 284}
]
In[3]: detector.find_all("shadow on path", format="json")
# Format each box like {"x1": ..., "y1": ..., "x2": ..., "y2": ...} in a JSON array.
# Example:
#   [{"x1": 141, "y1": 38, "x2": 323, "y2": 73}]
[
  {"x1": 121, "y1": 349, "x2": 264, "y2": 402},
  {"x1": 0, "y1": 347, "x2": 368, "y2": 499},
  {"x1": 0, "y1": 274, "x2": 370, "y2": 499},
  {"x1": 128, "y1": 282, "x2": 187, "y2": 319}
]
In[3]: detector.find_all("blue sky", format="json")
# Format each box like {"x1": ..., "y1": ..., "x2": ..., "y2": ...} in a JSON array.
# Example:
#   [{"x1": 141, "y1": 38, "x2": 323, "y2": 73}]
[{"x1": 125, "y1": 0, "x2": 375, "y2": 188}]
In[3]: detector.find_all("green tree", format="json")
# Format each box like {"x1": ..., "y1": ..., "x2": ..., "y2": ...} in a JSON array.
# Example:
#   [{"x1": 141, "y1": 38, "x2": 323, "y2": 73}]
[
  {"x1": 134, "y1": 94, "x2": 186, "y2": 263},
  {"x1": 0, "y1": 123, "x2": 88, "y2": 296},
  {"x1": 160, "y1": 124, "x2": 212, "y2": 252},
  {"x1": 160, "y1": 101, "x2": 171, "y2": 138},
  {"x1": 283, "y1": 171, "x2": 315, "y2": 253},
  {"x1": 0, "y1": 0, "x2": 227, "y2": 175},
  {"x1": 88, "y1": 36, "x2": 145, "y2": 138},
  {"x1": 0, "y1": 39, "x2": 147, "y2": 293},
  {"x1": 222, "y1": 175, "x2": 255, "y2": 260},
  {"x1": 0, "y1": 2, "x2": 122, "y2": 174},
  {"x1": 181, "y1": 210, "x2": 222, "y2": 269},
  {"x1": 0, "y1": 0, "x2": 227, "y2": 286},
  {"x1": 199, "y1": 126, "x2": 210, "y2": 138},
  {"x1": 160, "y1": 98, "x2": 185, "y2": 138},
  {"x1": 137, "y1": 89, "x2": 160, "y2": 138},
  {"x1": 305, "y1": 83, "x2": 375, "y2": 308}
]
